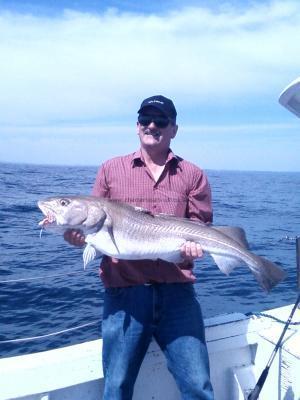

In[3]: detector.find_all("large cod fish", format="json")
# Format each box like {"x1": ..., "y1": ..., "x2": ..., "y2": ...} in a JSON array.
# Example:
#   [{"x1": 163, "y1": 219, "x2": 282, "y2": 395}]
[{"x1": 38, "y1": 195, "x2": 286, "y2": 291}]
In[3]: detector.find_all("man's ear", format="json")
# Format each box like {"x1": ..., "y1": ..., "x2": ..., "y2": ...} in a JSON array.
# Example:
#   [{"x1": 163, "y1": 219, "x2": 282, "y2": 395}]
[{"x1": 171, "y1": 124, "x2": 178, "y2": 139}]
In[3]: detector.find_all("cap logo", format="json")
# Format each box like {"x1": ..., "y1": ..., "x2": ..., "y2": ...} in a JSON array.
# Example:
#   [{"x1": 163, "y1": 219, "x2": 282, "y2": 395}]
[{"x1": 148, "y1": 100, "x2": 164, "y2": 105}]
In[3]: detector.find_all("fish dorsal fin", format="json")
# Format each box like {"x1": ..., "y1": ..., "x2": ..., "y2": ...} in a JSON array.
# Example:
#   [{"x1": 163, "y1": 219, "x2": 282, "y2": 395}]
[
  {"x1": 212, "y1": 226, "x2": 249, "y2": 249},
  {"x1": 134, "y1": 206, "x2": 148, "y2": 212},
  {"x1": 210, "y1": 254, "x2": 242, "y2": 275},
  {"x1": 134, "y1": 206, "x2": 154, "y2": 217},
  {"x1": 83, "y1": 244, "x2": 102, "y2": 269}
]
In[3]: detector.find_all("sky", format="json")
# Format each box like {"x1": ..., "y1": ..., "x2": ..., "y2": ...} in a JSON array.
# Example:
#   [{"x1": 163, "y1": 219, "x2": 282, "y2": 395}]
[{"x1": 0, "y1": 0, "x2": 300, "y2": 171}]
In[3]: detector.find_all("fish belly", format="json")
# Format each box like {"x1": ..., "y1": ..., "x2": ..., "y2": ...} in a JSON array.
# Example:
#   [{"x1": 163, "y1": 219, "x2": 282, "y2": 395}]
[{"x1": 87, "y1": 229, "x2": 185, "y2": 262}]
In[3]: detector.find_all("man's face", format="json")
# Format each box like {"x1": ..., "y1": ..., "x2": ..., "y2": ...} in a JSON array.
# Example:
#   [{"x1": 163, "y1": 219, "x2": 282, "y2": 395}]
[{"x1": 137, "y1": 107, "x2": 178, "y2": 150}]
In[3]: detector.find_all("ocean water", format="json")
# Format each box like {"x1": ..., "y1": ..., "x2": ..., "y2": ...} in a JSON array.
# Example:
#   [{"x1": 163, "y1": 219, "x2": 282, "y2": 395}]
[{"x1": 1, "y1": 162, "x2": 300, "y2": 358}]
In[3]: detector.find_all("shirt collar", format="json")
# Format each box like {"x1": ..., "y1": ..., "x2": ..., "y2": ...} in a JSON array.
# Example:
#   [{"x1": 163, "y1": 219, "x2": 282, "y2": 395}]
[{"x1": 131, "y1": 149, "x2": 180, "y2": 167}]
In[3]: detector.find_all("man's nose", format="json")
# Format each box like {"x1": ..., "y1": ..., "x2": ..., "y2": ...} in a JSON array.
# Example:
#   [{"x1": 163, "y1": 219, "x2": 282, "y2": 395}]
[{"x1": 148, "y1": 121, "x2": 158, "y2": 129}]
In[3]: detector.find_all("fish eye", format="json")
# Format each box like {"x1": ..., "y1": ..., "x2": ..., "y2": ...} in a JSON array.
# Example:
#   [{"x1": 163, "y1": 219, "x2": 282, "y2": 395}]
[{"x1": 60, "y1": 198, "x2": 70, "y2": 206}]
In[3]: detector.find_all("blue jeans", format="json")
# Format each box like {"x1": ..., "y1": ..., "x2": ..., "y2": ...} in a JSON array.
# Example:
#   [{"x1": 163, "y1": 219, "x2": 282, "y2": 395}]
[{"x1": 102, "y1": 283, "x2": 214, "y2": 400}]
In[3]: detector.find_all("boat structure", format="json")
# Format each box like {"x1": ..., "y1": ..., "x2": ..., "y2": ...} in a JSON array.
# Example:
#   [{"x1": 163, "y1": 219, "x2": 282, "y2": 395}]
[
  {"x1": 0, "y1": 303, "x2": 300, "y2": 400},
  {"x1": 1, "y1": 79, "x2": 300, "y2": 400}
]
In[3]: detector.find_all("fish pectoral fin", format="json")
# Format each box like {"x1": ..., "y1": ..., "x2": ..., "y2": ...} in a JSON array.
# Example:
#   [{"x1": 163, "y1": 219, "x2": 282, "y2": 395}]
[
  {"x1": 108, "y1": 225, "x2": 120, "y2": 254},
  {"x1": 104, "y1": 209, "x2": 120, "y2": 254},
  {"x1": 212, "y1": 226, "x2": 249, "y2": 249},
  {"x1": 211, "y1": 254, "x2": 242, "y2": 275},
  {"x1": 83, "y1": 244, "x2": 102, "y2": 269}
]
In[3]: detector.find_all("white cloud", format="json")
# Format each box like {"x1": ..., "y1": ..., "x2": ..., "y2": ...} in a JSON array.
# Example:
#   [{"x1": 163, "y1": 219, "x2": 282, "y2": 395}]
[
  {"x1": 0, "y1": 1, "x2": 300, "y2": 171},
  {"x1": 0, "y1": 1, "x2": 300, "y2": 126}
]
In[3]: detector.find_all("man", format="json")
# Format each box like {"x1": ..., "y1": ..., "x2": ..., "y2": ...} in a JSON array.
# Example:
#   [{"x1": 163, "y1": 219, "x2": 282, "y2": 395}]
[{"x1": 65, "y1": 95, "x2": 214, "y2": 399}]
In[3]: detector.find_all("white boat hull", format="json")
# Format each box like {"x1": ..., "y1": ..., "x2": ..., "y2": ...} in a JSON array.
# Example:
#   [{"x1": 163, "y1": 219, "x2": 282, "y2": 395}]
[{"x1": 0, "y1": 304, "x2": 299, "y2": 400}]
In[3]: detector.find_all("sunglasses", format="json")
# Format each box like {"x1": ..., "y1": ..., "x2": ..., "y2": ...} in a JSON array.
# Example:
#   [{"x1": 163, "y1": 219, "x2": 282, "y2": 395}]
[{"x1": 138, "y1": 114, "x2": 171, "y2": 129}]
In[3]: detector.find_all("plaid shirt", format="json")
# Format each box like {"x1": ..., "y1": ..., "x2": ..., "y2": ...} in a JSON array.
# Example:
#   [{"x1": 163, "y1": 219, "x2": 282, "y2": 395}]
[{"x1": 92, "y1": 149, "x2": 213, "y2": 287}]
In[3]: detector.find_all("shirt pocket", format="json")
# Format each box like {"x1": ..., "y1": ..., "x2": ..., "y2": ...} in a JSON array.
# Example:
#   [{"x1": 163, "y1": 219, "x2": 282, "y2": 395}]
[{"x1": 156, "y1": 189, "x2": 188, "y2": 216}]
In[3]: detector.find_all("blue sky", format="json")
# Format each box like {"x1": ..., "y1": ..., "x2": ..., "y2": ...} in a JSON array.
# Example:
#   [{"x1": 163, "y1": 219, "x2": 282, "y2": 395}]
[{"x1": 0, "y1": 0, "x2": 300, "y2": 171}]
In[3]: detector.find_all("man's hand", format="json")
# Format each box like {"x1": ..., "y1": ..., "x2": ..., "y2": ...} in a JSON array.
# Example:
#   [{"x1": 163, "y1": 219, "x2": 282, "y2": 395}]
[
  {"x1": 63, "y1": 229, "x2": 86, "y2": 247},
  {"x1": 180, "y1": 241, "x2": 203, "y2": 261}
]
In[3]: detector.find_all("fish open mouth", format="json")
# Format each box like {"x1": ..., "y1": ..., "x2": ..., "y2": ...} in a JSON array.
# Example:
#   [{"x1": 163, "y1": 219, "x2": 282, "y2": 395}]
[
  {"x1": 38, "y1": 213, "x2": 56, "y2": 227},
  {"x1": 38, "y1": 200, "x2": 57, "y2": 227}
]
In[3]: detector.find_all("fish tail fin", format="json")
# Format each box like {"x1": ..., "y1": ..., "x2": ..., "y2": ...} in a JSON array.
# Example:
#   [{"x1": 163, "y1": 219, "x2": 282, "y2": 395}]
[{"x1": 251, "y1": 254, "x2": 286, "y2": 292}]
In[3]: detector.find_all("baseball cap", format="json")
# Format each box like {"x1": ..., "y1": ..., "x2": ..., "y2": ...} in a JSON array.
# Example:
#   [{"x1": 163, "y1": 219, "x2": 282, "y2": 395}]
[{"x1": 138, "y1": 95, "x2": 177, "y2": 119}]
